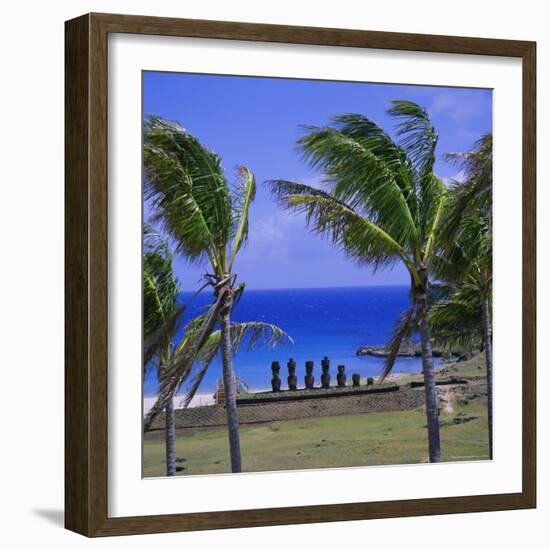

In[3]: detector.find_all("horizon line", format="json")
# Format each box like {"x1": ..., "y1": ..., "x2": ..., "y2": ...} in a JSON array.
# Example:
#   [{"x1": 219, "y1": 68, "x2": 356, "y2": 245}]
[{"x1": 179, "y1": 283, "x2": 410, "y2": 293}]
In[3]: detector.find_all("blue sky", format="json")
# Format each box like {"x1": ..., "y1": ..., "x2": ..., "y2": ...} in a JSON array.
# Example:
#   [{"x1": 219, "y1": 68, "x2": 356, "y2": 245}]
[{"x1": 143, "y1": 72, "x2": 492, "y2": 290}]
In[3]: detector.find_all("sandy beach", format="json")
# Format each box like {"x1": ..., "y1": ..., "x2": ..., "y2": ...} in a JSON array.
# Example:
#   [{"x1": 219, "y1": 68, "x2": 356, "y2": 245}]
[
  {"x1": 144, "y1": 386, "x2": 272, "y2": 413},
  {"x1": 144, "y1": 393, "x2": 215, "y2": 413}
]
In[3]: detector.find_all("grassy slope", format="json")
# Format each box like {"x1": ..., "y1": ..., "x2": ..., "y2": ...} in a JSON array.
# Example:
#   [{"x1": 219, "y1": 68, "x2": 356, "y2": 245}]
[
  {"x1": 143, "y1": 354, "x2": 489, "y2": 477},
  {"x1": 406, "y1": 353, "x2": 485, "y2": 381}
]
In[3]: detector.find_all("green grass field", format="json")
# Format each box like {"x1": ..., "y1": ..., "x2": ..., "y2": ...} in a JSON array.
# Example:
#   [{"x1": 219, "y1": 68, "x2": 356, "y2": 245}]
[{"x1": 143, "y1": 356, "x2": 490, "y2": 477}]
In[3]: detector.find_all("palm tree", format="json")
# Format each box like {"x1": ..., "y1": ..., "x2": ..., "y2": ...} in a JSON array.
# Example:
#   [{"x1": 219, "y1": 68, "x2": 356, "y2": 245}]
[
  {"x1": 269, "y1": 102, "x2": 447, "y2": 462},
  {"x1": 429, "y1": 279, "x2": 483, "y2": 355},
  {"x1": 144, "y1": 277, "x2": 291, "y2": 475},
  {"x1": 442, "y1": 134, "x2": 492, "y2": 228},
  {"x1": 143, "y1": 116, "x2": 276, "y2": 472},
  {"x1": 433, "y1": 134, "x2": 493, "y2": 457},
  {"x1": 143, "y1": 224, "x2": 181, "y2": 476},
  {"x1": 432, "y1": 217, "x2": 492, "y2": 457}
]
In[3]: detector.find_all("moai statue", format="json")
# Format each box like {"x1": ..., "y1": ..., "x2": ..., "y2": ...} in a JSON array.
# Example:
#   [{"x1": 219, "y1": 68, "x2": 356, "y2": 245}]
[
  {"x1": 406, "y1": 337, "x2": 415, "y2": 356},
  {"x1": 304, "y1": 360, "x2": 315, "y2": 389},
  {"x1": 271, "y1": 361, "x2": 281, "y2": 392},
  {"x1": 287, "y1": 358, "x2": 298, "y2": 391},
  {"x1": 367, "y1": 377, "x2": 374, "y2": 386},
  {"x1": 337, "y1": 365, "x2": 347, "y2": 387},
  {"x1": 352, "y1": 373, "x2": 361, "y2": 387},
  {"x1": 321, "y1": 356, "x2": 331, "y2": 389}
]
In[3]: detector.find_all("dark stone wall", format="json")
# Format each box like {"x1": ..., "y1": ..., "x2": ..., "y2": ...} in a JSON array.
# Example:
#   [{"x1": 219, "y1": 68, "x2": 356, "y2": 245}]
[{"x1": 148, "y1": 388, "x2": 426, "y2": 431}]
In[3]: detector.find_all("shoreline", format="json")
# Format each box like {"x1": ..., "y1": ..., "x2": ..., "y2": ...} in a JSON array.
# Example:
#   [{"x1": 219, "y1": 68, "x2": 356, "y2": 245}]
[
  {"x1": 144, "y1": 386, "x2": 272, "y2": 412},
  {"x1": 144, "y1": 394, "x2": 215, "y2": 412},
  {"x1": 143, "y1": 370, "x2": 429, "y2": 412},
  {"x1": 143, "y1": 375, "x2": 411, "y2": 412},
  {"x1": 143, "y1": 365, "x2": 456, "y2": 414},
  {"x1": 144, "y1": 355, "x2": 466, "y2": 413}
]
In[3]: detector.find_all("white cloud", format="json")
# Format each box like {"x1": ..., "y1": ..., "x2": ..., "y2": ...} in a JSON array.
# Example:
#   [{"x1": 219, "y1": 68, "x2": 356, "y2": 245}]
[
  {"x1": 429, "y1": 92, "x2": 483, "y2": 123},
  {"x1": 428, "y1": 91, "x2": 490, "y2": 144}
]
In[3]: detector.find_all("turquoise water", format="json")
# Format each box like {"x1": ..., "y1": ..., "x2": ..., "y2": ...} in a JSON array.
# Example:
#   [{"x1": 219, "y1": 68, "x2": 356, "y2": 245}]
[{"x1": 144, "y1": 285, "x2": 427, "y2": 396}]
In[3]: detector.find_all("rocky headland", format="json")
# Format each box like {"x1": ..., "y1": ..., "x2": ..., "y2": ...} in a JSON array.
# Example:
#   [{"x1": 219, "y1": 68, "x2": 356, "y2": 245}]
[{"x1": 356, "y1": 342, "x2": 449, "y2": 358}]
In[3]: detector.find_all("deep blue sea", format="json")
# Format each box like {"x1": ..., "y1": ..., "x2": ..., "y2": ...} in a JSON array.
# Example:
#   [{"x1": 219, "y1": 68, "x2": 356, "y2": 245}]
[{"x1": 144, "y1": 285, "x2": 427, "y2": 396}]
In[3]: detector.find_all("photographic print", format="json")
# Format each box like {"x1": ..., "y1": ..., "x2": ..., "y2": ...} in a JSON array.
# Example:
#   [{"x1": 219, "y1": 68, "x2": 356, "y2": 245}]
[
  {"x1": 142, "y1": 72, "x2": 493, "y2": 478},
  {"x1": 65, "y1": 14, "x2": 535, "y2": 534}
]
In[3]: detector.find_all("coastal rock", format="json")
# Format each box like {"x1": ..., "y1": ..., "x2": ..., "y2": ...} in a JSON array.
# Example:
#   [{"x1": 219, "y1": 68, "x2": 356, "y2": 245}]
[{"x1": 356, "y1": 342, "x2": 447, "y2": 358}]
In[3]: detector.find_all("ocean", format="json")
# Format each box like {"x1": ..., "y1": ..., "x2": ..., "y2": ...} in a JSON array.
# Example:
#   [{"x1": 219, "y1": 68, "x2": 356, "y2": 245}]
[{"x1": 143, "y1": 285, "x2": 428, "y2": 396}]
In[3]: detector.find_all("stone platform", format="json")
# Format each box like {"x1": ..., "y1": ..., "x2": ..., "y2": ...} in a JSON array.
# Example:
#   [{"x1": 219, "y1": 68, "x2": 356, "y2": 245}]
[{"x1": 148, "y1": 385, "x2": 426, "y2": 431}]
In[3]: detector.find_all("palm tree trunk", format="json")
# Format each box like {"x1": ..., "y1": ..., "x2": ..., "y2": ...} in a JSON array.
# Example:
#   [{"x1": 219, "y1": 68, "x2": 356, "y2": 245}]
[
  {"x1": 219, "y1": 292, "x2": 242, "y2": 473},
  {"x1": 415, "y1": 281, "x2": 441, "y2": 463},
  {"x1": 481, "y1": 294, "x2": 493, "y2": 459},
  {"x1": 164, "y1": 395, "x2": 176, "y2": 476},
  {"x1": 159, "y1": 365, "x2": 176, "y2": 476}
]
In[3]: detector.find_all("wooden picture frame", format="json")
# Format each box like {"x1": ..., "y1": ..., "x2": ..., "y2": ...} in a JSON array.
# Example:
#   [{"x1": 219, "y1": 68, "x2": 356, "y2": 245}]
[{"x1": 65, "y1": 12, "x2": 536, "y2": 537}]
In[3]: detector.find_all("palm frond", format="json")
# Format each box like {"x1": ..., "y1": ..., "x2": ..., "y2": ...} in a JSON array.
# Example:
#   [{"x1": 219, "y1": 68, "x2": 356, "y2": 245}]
[
  {"x1": 143, "y1": 116, "x2": 232, "y2": 270},
  {"x1": 143, "y1": 288, "x2": 226, "y2": 431},
  {"x1": 380, "y1": 306, "x2": 415, "y2": 381},
  {"x1": 143, "y1": 222, "x2": 172, "y2": 262},
  {"x1": 435, "y1": 201, "x2": 492, "y2": 285},
  {"x1": 267, "y1": 179, "x2": 413, "y2": 271},
  {"x1": 143, "y1": 224, "x2": 179, "y2": 337},
  {"x1": 232, "y1": 282, "x2": 246, "y2": 311},
  {"x1": 443, "y1": 134, "x2": 492, "y2": 186},
  {"x1": 297, "y1": 125, "x2": 417, "y2": 245},
  {"x1": 423, "y1": 177, "x2": 448, "y2": 263},
  {"x1": 331, "y1": 113, "x2": 419, "y2": 219},
  {"x1": 430, "y1": 296, "x2": 482, "y2": 352},
  {"x1": 178, "y1": 362, "x2": 212, "y2": 409},
  {"x1": 143, "y1": 224, "x2": 180, "y2": 371},
  {"x1": 178, "y1": 330, "x2": 221, "y2": 409},
  {"x1": 179, "y1": 321, "x2": 292, "y2": 409},
  {"x1": 436, "y1": 135, "x2": 492, "y2": 287},
  {"x1": 230, "y1": 321, "x2": 293, "y2": 351},
  {"x1": 387, "y1": 100, "x2": 438, "y2": 177},
  {"x1": 387, "y1": 101, "x2": 445, "y2": 246},
  {"x1": 442, "y1": 133, "x2": 493, "y2": 234},
  {"x1": 455, "y1": 213, "x2": 491, "y2": 260},
  {"x1": 229, "y1": 166, "x2": 256, "y2": 271},
  {"x1": 193, "y1": 320, "x2": 293, "y2": 367},
  {"x1": 431, "y1": 205, "x2": 491, "y2": 354},
  {"x1": 143, "y1": 303, "x2": 185, "y2": 369}
]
